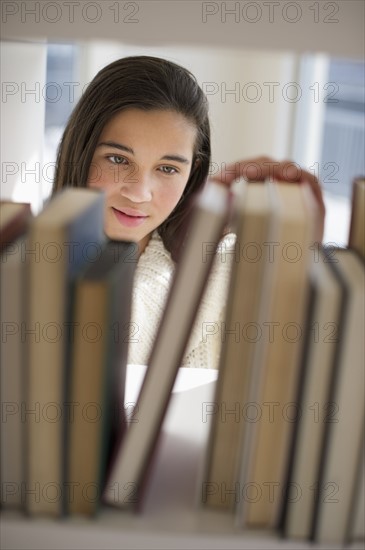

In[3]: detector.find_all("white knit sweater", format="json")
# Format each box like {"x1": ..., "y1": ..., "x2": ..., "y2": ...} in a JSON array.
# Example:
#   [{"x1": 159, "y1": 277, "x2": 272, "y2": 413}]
[{"x1": 127, "y1": 230, "x2": 236, "y2": 369}]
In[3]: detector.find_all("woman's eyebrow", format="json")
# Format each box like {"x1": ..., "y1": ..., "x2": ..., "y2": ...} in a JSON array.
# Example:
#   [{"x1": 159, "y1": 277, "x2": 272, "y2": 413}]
[
  {"x1": 97, "y1": 141, "x2": 134, "y2": 154},
  {"x1": 161, "y1": 154, "x2": 190, "y2": 164},
  {"x1": 97, "y1": 142, "x2": 190, "y2": 165}
]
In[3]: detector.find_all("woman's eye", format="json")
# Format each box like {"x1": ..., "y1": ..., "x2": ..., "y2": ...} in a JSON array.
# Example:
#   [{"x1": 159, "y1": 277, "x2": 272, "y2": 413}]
[
  {"x1": 107, "y1": 155, "x2": 127, "y2": 165},
  {"x1": 159, "y1": 165, "x2": 178, "y2": 175}
]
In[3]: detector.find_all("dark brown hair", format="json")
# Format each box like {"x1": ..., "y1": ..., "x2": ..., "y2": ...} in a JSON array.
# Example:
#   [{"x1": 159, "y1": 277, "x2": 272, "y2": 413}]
[{"x1": 53, "y1": 56, "x2": 211, "y2": 261}]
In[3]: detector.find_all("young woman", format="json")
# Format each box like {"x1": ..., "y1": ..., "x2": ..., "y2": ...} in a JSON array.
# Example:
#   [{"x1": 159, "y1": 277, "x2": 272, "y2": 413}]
[{"x1": 53, "y1": 55, "x2": 325, "y2": 369}]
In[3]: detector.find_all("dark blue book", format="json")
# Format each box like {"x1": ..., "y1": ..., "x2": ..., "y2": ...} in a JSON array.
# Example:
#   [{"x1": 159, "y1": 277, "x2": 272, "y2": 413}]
[{"x1": 66, "y1": 239, "x2": 137, "y2": 516}]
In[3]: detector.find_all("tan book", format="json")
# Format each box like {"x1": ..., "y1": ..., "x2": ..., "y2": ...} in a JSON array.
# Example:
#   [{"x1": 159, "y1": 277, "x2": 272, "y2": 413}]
[
  {"x1": 313, "y1": 249, "x2": 365, "y2": 545},
  {"x1": 283, "y1": 247, "x2": 344, "y2": 539},
  {"x1": 26, "y1": 188, "x2": 105, "y2": 516},
  {"x1": 348, "y1": 177, "x2": 365, "y2": 260},
  {"x1": 203, "y1": 181, "x2": 277, "y2": 510},
  {"x1": 240, "y1": 182, "x2": 319, "y2": 527},
  {"x1": 349, "y1": 441, "x2": 365, "y2": 542}
]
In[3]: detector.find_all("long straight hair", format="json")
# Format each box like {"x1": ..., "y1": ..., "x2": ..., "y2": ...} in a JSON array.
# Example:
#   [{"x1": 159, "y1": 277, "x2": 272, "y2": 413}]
[{"x1": 53, "y1": 56, "x2": 211, "y2": 261}]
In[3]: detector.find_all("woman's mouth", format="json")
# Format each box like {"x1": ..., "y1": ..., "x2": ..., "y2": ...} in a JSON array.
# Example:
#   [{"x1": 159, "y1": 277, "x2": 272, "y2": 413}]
[{"x1": 112, "y1": 207, "x2": 148, "y2": 228}]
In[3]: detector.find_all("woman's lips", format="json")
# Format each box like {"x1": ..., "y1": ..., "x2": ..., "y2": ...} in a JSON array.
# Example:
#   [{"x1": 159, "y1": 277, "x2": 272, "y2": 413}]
[{"x1": 112, "y1": 207, "x2": 148, "y2": 228}]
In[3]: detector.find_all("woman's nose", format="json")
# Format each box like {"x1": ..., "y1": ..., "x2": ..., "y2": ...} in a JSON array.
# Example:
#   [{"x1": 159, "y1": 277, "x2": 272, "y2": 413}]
[{"x1": 118, "y1": 165, "x2": 152, "y2": 203}]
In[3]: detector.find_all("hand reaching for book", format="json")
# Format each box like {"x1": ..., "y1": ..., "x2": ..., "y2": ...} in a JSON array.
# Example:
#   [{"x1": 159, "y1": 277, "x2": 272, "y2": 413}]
[{"x1": 210, "y1": 156, "x2": 326, "y2": 240}]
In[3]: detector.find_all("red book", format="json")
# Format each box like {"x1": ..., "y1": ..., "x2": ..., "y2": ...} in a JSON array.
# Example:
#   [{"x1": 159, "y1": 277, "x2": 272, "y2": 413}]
[{"x1": 0, "y1": 201, "x2": 31, "y2": 252}]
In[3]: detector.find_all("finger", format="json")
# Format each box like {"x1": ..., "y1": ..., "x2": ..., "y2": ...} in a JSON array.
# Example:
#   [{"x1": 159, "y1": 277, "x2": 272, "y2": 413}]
[
  {"x1": 278, "y1": 161, "x2": 326, "y2": 217},
  {"x1": 271, "y1": 161, "x2": 326, "y2": 239}
]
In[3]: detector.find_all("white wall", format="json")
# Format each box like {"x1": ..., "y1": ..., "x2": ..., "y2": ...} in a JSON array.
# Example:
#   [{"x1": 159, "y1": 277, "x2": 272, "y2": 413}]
[
  {"x1": 0, "y1": 39, "x2": 300, "y2": 210},
  {"x1": 1, "y1": 41, "x2": 47, "y2": 212},
  {"x1": 76, "y1": 41, "x2": 298, "y2": 166},
  {"x1": 0, "y1": 38, "x2": 359, "y2": 246}
]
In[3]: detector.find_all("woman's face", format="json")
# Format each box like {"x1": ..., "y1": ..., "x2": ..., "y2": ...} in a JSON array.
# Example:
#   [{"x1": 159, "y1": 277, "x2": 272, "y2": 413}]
[{"x1": 88, "y1": 108, "x2": 197, "y2": 252}]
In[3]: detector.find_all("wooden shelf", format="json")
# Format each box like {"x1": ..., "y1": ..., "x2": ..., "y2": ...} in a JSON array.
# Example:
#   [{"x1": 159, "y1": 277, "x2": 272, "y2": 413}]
[
  {"x1": 2, "y1": 509, "x2": 364, "y2": 550},
  {"x1": 2, "y1": 366, "x2": 364, "y2": 550}
]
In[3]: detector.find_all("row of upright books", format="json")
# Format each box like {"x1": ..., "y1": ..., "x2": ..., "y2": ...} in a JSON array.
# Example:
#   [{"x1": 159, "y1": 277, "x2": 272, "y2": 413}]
[
  {"x1": 1, "y1": 177, "x2": 364, "y2": 547},
  {"x1": 1, "y1": 190, "x2": 136, "y2": 517},
  {"x1": 202, "y1": 178, "x2": 365, "y2": 546}
]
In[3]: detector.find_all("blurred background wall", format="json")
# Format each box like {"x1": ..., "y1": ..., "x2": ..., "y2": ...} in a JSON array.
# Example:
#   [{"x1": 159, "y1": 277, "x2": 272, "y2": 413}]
[{"x1": 1, "y1": 0, "x2": 364, "y2": 245}]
